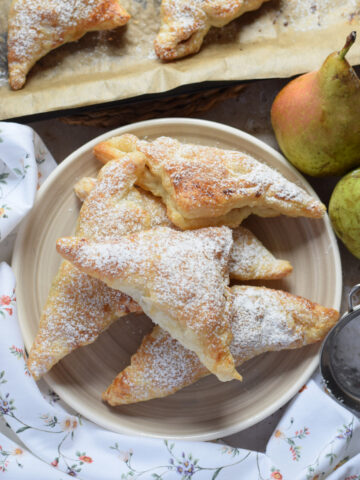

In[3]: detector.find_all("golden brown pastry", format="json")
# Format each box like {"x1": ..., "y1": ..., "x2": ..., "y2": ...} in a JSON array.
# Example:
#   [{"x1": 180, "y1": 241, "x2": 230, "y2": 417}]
[
  {"x1": 229, "y1": 226, "x2": 292, "y2": 280},
  {"x1": 93, "y1": 133, "x2": 139, "y2": 163},
  {"x1": 74, "y1": 174, "x2": 293, "y2": 281},
  {"x1": 76, "y1": 153, "x2": 171, "y2": 240},
  {"x1": 154, "y1": 0, "x2": 270, "y2": 60},
  {"x1": 103, "y1": 285, "x2": 339, "y2": 405},
  {"x1": 94, "y1": 134, "x2": 326, "y2": 229},
  {"x1": 56, "y1": 226, "x2": 241, "y2": 382},
  {"x1": 134, "y1": 136, "x2": 326, "y2": 229},
  {"x1": 27, "y1": 153, "x2": 170, "y2": 380},
  {"x1": 7, "y1": 0, "x2": 130, "y2": 90},
  {"x1": 28, "y1": 261, "x2": 142, "y2": 380},
  {"x1": 73, "y1": 177, "x2": 97, "y2": 202}
]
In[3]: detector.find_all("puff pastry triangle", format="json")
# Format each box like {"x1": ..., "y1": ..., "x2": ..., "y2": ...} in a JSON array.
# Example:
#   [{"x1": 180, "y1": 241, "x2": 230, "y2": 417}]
[
  {"x1": 27, "y1": 152, "x2": 169, "y2": 380},
  {"x1": 56, "y1": 226, "x2": 241, "y2": 382},
  {"x1": 96, "y1": 134, "x2": 326, "y2": 229},
  {"x1": 154, "y1": 0, "x2": 270, "y2": 60},
  {"x1": 135, "y1": 136, "x2": 326, "y2": 229},
  {"x1": 7, "y1": 0, "x2": 130, "y2": 90},
  {"x1": 103, "y1": 285, "x2": 339, "y2": 405}
]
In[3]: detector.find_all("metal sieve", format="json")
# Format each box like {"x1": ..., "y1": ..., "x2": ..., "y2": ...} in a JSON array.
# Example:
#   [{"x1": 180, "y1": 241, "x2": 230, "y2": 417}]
[{"x1": 321, "y1": 284, "x2": 360, "y2": 411}]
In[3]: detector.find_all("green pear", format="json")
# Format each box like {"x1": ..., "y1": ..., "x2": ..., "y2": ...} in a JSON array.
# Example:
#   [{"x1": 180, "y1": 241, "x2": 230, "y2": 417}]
[
  {"x1": 271, "y1": 32, "x2": 360, "y2": 177},
  {"x1": 329, "y1": 167, "x2": 360, "y2": 258}
]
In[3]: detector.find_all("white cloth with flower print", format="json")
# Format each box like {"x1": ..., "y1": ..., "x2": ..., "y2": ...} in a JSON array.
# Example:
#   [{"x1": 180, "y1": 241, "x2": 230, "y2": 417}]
[
  {"x1": 0, "y1": 122, "x2": 56, "y2": 243},
  {"x1": 0, "y1": 122, "x2": 359, "y2": 480}
]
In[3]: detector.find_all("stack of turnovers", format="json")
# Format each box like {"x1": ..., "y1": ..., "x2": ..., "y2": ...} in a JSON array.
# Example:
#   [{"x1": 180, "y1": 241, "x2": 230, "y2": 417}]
[{"x1": 29, "y1": 134, "x2": 339, "y2": 405}]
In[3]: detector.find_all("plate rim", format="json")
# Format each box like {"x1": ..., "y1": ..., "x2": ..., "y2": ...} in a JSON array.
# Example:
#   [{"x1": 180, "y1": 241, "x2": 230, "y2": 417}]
[{"x1": 12, "y1": 117, "x2": 343, "y2": 441}]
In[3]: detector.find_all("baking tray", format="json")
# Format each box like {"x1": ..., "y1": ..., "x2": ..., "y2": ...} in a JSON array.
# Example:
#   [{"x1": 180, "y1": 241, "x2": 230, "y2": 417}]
[{"x1": 1, "y1": 0, "x2": 360, "y2": 120}]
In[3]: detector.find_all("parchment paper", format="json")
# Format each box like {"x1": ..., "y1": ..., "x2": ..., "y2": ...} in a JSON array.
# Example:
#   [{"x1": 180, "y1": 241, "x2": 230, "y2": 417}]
[{"x1": 1, "y1": 0, "x2": 360, "y2": 120}]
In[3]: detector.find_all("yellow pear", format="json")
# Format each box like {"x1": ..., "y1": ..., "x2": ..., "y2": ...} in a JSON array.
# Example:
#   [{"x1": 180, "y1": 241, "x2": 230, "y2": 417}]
[{"x1": 271, "y1": 32, "x2": 360, "y2": 177}]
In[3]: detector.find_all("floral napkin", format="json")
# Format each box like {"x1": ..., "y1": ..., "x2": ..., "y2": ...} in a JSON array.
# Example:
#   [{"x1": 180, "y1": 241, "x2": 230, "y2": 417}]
[{"x1": 0, "y1": 121, "x2": 359, "y2": 480}]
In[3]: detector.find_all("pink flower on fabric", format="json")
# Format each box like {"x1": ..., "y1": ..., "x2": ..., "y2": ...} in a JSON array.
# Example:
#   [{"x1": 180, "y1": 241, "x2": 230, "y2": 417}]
[
  {"x1": 79, "y1": 455, "x2": 93, "y2": 463},
  {"x1": 0, "y1": 295, "x2": 11, "y2": 306}
]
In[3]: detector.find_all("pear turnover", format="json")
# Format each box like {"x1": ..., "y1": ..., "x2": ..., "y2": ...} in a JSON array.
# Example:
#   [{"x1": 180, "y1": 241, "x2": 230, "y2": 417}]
[
  {"x1": 7, "y1": 0, "x2": 130, "y2": 90},
  {"x1": 154, "y1": 0, "x2": 270, "y2": 61},
  {"x1": 103, "y1": 286, "x2": 339, "y2": 405},
  {"x1": 27, "y1": 153, "x2": 170, "y2": 380},
  {"x1": 135, "y1": 136, "x2": 326, "y2": 228},
  {"x1": 95, "y1": 134, "x2": 326, "y2": 229},
  {"x1": 56, "y1": 226, "x2": 241, "y2": 382}
]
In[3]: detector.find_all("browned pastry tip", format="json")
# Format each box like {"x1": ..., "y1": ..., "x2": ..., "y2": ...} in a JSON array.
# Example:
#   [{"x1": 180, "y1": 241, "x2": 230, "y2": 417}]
[{"x1": 93, "y1": 134, "x2": 140, "y2": 164}]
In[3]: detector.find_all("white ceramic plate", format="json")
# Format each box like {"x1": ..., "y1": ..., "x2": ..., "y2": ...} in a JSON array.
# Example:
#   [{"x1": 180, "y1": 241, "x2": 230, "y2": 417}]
[{"x1": 12, "y1": 118, "x2": 342, "y2": 441}]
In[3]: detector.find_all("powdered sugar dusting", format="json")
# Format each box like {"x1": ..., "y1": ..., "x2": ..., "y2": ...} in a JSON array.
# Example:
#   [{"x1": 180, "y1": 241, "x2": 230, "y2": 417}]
[
  {"x1": 8, "y1": 0, "x2": 123, "y2": 61},
  {"x1": 136, "y1": 137, "x2": 325, "y2": 222},
  {"x1": 229, "y1": 286, "x2": 302, "y2": 360},
  {"x1": 28, "y1": 261, "x2": 141, "y2": 379},
  {"x1": 230, "y1": 226, "x2": 276, "y2": 278},
  {"x1": 110, "y1": 285, "x2": 334, "y2": 402},
  {"x1": 58, "y1": 226, "x2": 236, "y2": 379},
  {"x1": 155, "y1": 0, "x2": 269, "y2": 59},
  {"x1": 60, "y1": 226, "x2": 232, "y2": 336},
  {"x1": 78, "y1": 159, "x2": 171, "y2": 241},
  {"x1": 29, "y1": 156, "x2": 169, "y2": 378},
  {"x1": 74, "y1": 172, "x2": 289, "y2": 281},
  {"x1": 114, "y1": 327, "x2": 205, "y2": 401},
  {"x1": 229, "y1": 226, "x2": 291, "y2": 279}
]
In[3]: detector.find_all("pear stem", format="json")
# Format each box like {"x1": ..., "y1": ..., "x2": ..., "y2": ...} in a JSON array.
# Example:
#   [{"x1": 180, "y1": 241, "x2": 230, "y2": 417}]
[{"x1": 339, "y1": 31, "x2": 357, "y2": 59}]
